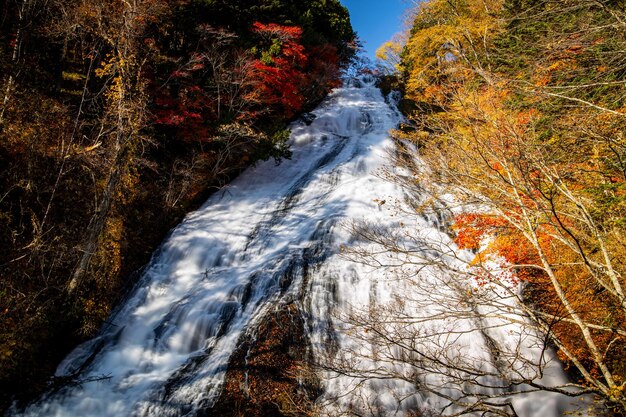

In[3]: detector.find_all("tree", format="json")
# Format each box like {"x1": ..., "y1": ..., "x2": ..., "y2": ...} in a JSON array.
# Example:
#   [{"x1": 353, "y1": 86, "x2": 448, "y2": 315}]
[
  {"x1": 250, "y1": 22, "x2": 309, "y2": 118},
  {"x1": 411, "y1": 94, "x2": 626, "y2": 412},
  {"x1": 154, "y1": 25, "x2": 259, "y2": 142},
  {"x1": 66, "y1": 0, "x2": 174, "y2": 293},
  {"x1": 375, "y1": 36, "x2": 403, "y2": 75}
]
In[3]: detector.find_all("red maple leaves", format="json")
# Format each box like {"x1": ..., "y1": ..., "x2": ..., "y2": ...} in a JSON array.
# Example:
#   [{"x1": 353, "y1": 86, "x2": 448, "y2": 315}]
[
  {"x1": 250, "y1": 22, "x2": 309, "y2": 118},
  {"x1": 154, "y1": 21, "x2": 342, "y2": 141}
]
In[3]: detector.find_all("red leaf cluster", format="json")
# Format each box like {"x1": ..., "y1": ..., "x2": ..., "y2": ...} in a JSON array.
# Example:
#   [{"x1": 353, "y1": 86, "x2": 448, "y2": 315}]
[{"x1": 250, "y1": 22, "x2": 309, "y2": 118}]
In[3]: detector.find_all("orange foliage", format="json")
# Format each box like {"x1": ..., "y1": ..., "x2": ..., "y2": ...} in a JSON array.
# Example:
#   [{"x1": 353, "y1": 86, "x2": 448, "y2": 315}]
[
  {"x1": 452, "y1": 213, "x2": 507, "y2": 251},
  {"x1": 453, "y1": 212, "x2": 554, "y2": 285}
]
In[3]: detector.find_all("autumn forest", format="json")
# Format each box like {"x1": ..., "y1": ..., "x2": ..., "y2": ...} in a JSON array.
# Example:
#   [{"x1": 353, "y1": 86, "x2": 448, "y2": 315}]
[
  {"x1": 384, "y1": 0, "x2": 626, "y2": 414},
  {"x1": 1, "y1": 0, "x2": 626, "y2": 415}
]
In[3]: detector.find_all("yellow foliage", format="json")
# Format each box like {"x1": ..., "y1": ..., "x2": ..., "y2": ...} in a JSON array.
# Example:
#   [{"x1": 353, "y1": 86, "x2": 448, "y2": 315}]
[
  {"x1": 62, "y1": 71, "x2": 87, "y2": 82},
  {"x1": 376, "y1": 41, "x2": 402, "y2": 61},
  {"x1": 376, "y1": 40, "x2": 403, "y2": 73},
  {"x1": 95, "y1": 54, "x2": 117, "y2": 79},
  {"x1": 402, "y1": 0, "x2": 503, "y2": 102}
]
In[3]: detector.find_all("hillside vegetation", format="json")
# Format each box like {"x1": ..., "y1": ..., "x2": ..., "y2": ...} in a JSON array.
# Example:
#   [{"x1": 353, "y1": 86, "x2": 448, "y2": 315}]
[
  {"x1": 393, "y1": 0, "x2": 626, "y2": 413},
  {"x1": 0, "y1": 0, "x2": 354, "y2": 410}
]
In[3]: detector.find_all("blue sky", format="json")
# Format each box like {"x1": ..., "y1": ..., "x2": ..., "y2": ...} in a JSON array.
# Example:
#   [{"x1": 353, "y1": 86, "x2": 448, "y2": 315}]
[{"x1": 341, "y1": 0, "x2": 410, "y2": 61}]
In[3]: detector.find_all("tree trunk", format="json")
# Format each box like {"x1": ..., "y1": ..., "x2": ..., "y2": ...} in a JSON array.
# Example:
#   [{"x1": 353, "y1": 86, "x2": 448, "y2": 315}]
[
  {"x1": 1, "y1": 0, "x2": 30, "y2": 125},
  {"x1": 67, "y1": 144, "x2": 128, "y2": 294}
]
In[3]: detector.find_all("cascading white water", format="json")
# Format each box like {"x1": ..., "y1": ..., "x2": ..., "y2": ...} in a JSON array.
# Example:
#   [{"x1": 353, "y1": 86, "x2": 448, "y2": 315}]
[{"x1": 13, "y1": 76, "x2": 589, "y2": 417}]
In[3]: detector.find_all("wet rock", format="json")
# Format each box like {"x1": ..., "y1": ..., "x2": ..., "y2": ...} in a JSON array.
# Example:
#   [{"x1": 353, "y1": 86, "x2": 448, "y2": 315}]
[
  {"x1": 207, "y1": 303, "x2": 320, "y2": 417},
  {"x1": 301, "y1": 113, "x2": 316, "y2": 126}
]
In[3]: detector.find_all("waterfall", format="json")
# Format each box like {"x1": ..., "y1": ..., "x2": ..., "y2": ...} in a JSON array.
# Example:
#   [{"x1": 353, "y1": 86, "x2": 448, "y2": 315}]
[{"x1": 12, "y1": 76, "x2": 589, "y2": 417}]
